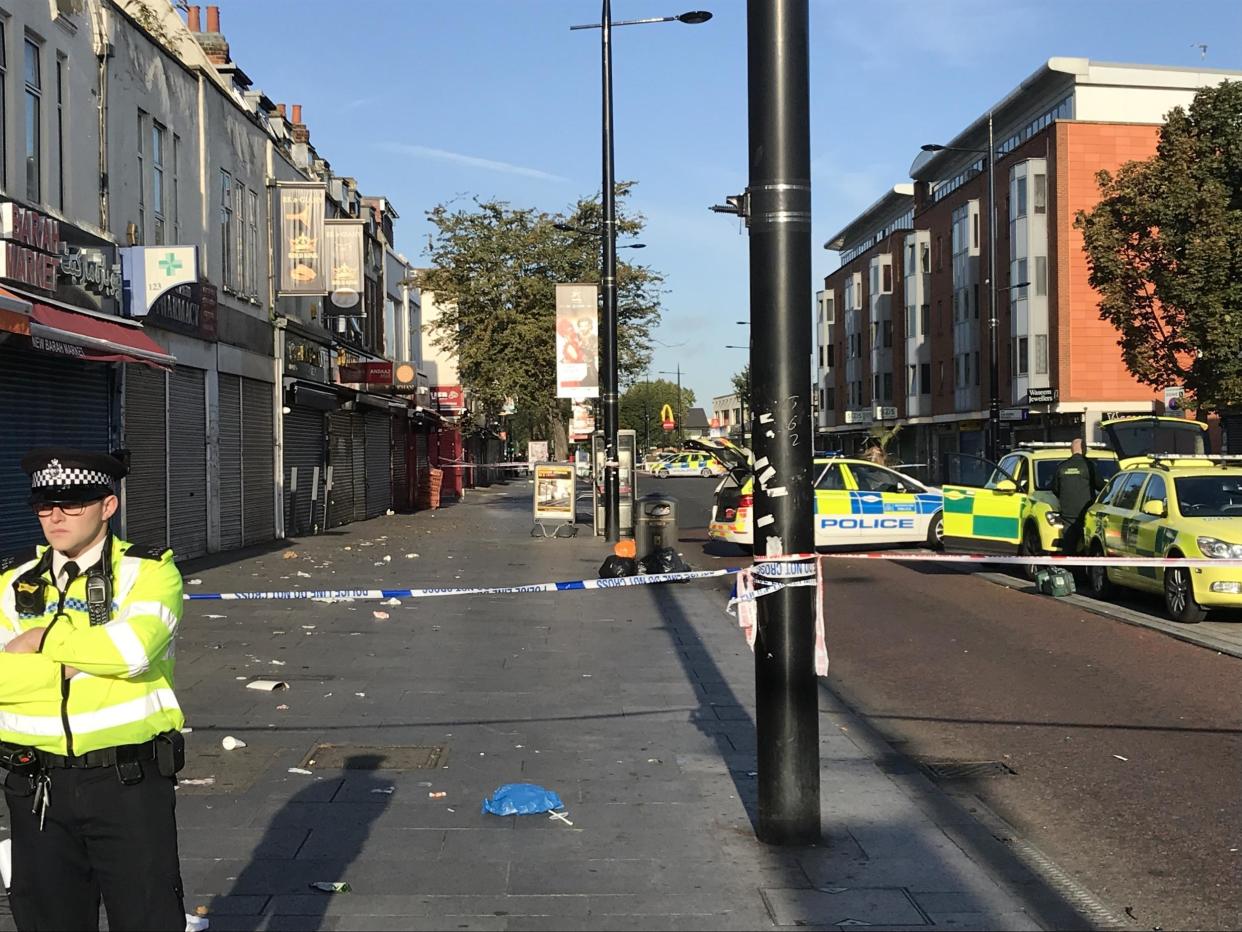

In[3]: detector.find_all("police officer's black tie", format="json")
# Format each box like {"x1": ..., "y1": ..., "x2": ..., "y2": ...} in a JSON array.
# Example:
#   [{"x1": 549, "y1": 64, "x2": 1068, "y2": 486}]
[{"x1": 62, "y1": 561, "x2": 79, "y2": 590}]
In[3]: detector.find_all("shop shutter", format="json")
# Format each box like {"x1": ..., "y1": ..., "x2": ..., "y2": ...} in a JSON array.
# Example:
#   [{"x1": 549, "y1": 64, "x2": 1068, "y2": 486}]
[
  {"x1": 168, "y1": 367, "x2": 208, "y2": 560},
  {"x1": 327, "y1": 410, "x2": 354, "y2": 528},
  {"x1": 391, "y1": 416, "x2": 409, "y2": 511},
  {"x1": 284, "y1": 406, "x2": 325, "y2": 536},
  {"x1": 364, "y1": 411, "x2": 390, "y2": 519},
  {"x1": 123, "y1": 365, "x2": 168, "y2": 549},
  {"x1": 0, "y1": 349, "x2": 113, "y2": 551},
  {"x1": 352, "y1": 414, "x2": 367, "y2": 522},
  {"x1": 241, "y1": 378, "x2": 275, "y2": 546},
  {"x1": 217, "y1": 374, "x2": 243, "y2": 551},
  {"x1": 1222, "y1": 415, "x2": 1242, "y2": 454}
]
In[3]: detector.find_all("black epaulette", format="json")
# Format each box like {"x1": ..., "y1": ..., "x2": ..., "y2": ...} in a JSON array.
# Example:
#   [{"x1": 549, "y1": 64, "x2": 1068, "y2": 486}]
[
  {"x1": 0, "y1": 548, "x2": 38, "y2": 573},
  {"x1": 123, "y1": 544, "x2": 172, "y2": 561}
]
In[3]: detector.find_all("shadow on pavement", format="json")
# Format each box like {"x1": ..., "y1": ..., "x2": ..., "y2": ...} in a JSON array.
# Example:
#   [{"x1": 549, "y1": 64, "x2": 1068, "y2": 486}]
[{"x1": 210, "y1": 754, "x2": 391, "y2": 931}]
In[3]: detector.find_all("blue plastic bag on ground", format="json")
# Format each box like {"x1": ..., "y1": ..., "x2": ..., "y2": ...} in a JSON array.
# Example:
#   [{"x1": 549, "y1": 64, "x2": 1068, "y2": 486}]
[{"x1": 481, "y1": 782, "x2": 564, "y2": 816}]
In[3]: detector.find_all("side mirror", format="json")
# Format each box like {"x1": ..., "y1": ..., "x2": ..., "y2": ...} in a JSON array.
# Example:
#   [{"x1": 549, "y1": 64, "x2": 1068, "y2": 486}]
[
  {"x1": 1142, "y1": 499, "x2": 1166, "y2": 517},
  {"x1": 994, "y1": 479, "x2": 1018, "y2": 494}
]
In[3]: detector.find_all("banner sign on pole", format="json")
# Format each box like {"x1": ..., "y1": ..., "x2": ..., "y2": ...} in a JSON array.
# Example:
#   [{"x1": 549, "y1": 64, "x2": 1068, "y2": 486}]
[
  {"x1": 570, "y1": 401, "x2": 595, "y2": 439},
  {"x1": 277, "y1": 184, "x2": 327, "y2": 295},
  {"x1": 555, "y1": 283, "x2": 599, "y2": 400},
  {"x1": 532, "y1": 462, "x2": 576, "y2": 524},
  {"x1": 324, "y1": 219, "x2": 365, "y2": 313}
]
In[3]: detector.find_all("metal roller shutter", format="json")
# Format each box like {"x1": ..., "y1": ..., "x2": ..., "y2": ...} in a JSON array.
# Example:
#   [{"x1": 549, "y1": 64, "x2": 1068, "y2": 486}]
[
  {"x1": 218, "y1": 374, "x2": 243, "y2": 551},
  {"x1": 327, "y1": 410, "x2": 354, "y2": 528},
  {"x1": 123, "y1": 365, "x2": 168, "y2": 549},
  {"x1": 283, "y1": 406, "x2": 325, "y2": 536},
  {"x1": 365, "y1": 411, "x2": 390, "y2": 519},
  {"x1": 168, "y1": 367, "x2": 208, "y2": 560},
  {"x1": 391, "y1": 416, "x2": 409, "y2": 512},
  {"x1": 352, "y1": 414, "x2": 367, "y2": 522},
  {"x1": 241, "y1": 378, "x2": 275, "y2": 546},
  {"x1": 0, "y1": 348, "x2": 113, "y2": 551}
]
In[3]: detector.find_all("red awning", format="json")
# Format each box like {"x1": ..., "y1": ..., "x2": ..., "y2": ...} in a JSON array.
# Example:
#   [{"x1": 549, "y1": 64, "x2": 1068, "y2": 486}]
[{"x1": 9, "y1": 290, "x2": 177, "y2": 370}]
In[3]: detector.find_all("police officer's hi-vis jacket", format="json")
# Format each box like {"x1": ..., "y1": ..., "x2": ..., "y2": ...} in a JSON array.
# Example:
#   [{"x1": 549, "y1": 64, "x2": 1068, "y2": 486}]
[{"x1": 0, "y1": 539, "x2": 184, "y2": 756}]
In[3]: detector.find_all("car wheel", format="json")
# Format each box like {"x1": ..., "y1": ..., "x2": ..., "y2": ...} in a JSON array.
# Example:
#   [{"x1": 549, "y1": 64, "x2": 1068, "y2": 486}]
[
  {"x1": 1018, "y1": 522, "x2": 1043, "y2": 581},
  {"x1": 700, "y1": 468, "x2": 712, "y2": 478},
  {"x1": 926, "y1": 512, "x2": 944, "y2": 551},
  {"x1": 657, "y1": 470, "x2": 670, "y2": 479},
  {"x1": 1087, "y1": 541, "x2": 1113, "y2": 599},
  {"x1": 1164, "y1": 563, "x2": 1207, "y2": 624}
]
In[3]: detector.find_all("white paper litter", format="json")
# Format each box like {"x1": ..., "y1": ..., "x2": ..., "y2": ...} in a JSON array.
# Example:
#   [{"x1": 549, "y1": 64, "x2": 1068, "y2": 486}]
[
  {"x1": 288, "y1": 767, "x2": 313, "y2": 775},
  {"x1": 187, "y1": 579, "x2": 202, "y2": 585},
  {"x1": 246, "y1": 680, "x2": 288, "y2": 692}
]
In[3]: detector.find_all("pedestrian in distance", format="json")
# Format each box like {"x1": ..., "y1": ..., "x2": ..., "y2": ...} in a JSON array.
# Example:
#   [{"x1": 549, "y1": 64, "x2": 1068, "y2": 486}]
[
  {"x1": 1052, "y1": 438, "x2": 1104, "y2": 555},
  {"x1": 0, "y1": 448, "x2": 187, "y2": 930}
]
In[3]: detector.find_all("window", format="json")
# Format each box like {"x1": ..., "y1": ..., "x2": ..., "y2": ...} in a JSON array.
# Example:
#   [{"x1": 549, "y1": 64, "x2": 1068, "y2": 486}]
[
  {"x1": 974, "y1": 351, "x2": 980, "y2": 386},
  {"x1": 882, "y1": 263, "x2": 892, "y2": 293},
  {"x1": 219, "y1": 169, "x2": 233, "y2": 284},
  {"x1": 870, "y1": 321, "x2": 878, "y2": 347},
  {"x1": 882, "y1": 372, "x2": 892, "y2": 401},
  {"x1": 151, "y1": 121, "x2": 166, "y2": 245},
  {"x1": 908, "y1": 364, "x2": 917, "y2": 395},
  {"x1": 825, "y1": 387, "x2": 834, "y2": 410},
  {"x1": 246, "y1": 189, "x2": 259, "y2": 296},
  {"x1": 883, "y1": 319, "x2": 892, "y2": 348},
  {"x1": 1098, "y1": 473, "x2": 1127, "y2": 505},
  {"x1": 972, "y1": 212, "x2": 979, "y2": 249},
  {"x1": 0, "y1": 23, "x2": 7, "y2": 188},
  {"x1": 55, "y1": 57, "x2": 64, "y2": 209},
  {"x1": 1113, "y1": 472, "x2": 1148, "y2": 511},
  {"x1": 1016, "y1": 258, "x2": 1028, "y2": 300},
  {"x1": 1018, "y1": 336, "x2": 1029, "y2": 376},
  {"x1": 826, "y1": 343, "x2": 835, "y2": 367},
  {"x1": 920, "y1": 362, "x2": 931, "y2": 395},
  {"x1": 1034, "y1": 174, "x2": 1046, "y2": 214},
  {"x1": 24, "y1": 38, "x2": 41, "y2": 202},
  {"x1": 850, "y1": 464, "x2": 906, "y2": 493},
  {"x1": 938, "y1": 361, "x2": 945, "y2": 391},
  {"x1": 1015, "y1": 176, "x2": 1028, "y2": 218},
  {"x1": 135, "y1": 111, "x2": 146, "y2": 243},
  {"x1": 172, "y1": 135, "x2": 181, "y2": 242},
  {"x1": 921, "y1": 304, "x2": 929, "y2": 335},
  {"x1": 874, "y1": 373, "x2": 881, "y2": 399},
  {"x1": 1035, "y1": 256, "x2": 1047, "y2": 296},
  {"x1": 815, "y1": 464, "x2": 846, "y2": 491},
  {"x1": 921, "y1": 243, "x2": 930, "y2": 274},
  {"x1": 1035, "y1": 334, "x2": 1049, "y2": 375},
  {"x1": 232, "y1": 180, "x2": 244, "y2": 292},
  {"x1": 1142, "y1": 474, "x2": 1167, "y2": 509}
]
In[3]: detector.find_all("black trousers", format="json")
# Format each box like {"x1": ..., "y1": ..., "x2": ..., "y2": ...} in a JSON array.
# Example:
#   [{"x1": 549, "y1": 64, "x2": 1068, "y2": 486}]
[{"x1": 4, "y1": 763, "x2": 185, "y2": 931}]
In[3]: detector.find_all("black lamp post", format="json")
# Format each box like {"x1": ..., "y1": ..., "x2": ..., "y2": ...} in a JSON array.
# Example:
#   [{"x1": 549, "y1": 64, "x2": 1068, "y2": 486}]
[
  {"x1": 571, "y1": 4, "x2": 712, "y2": 542},
  {"x1": 921, "y1": 111, "x2": 1000, "y2": 460}
]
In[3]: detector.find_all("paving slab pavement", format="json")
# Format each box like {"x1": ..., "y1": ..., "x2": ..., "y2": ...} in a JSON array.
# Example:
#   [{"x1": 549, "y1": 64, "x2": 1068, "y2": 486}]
[{"x1": 1, "y1": 482, "x2": 1097, "y2": 930}]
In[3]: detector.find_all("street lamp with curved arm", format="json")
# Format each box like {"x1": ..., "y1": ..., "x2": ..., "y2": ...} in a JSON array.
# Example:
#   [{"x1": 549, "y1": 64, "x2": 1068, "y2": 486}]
[{"x1": 570, "y1": 3, "x2": 712, "y2": 542}]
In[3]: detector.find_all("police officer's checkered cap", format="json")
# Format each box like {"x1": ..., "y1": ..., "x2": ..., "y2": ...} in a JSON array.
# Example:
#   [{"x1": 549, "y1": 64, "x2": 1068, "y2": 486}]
[
  {"x1": 31, "y1": 462, "x2": 114, "y2": 489},
  {"x1": 20, "y1": 448, "x2": 127, "y2": 487}
]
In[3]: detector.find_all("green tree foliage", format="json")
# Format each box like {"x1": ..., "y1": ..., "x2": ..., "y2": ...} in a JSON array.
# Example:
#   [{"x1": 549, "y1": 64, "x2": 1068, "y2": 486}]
[
  {"x1": 419, "y1": 186, "x2": 664, "y2": 455},
  {"x1": 619, "y1": 379, "x2": 695, "y2": 449},
  {"x1": 729, "y1": 364, "x2": 750, "y2": 404},
  {"x1": 1076, "y1": 81, "x2": 1242, "y2": 410}
]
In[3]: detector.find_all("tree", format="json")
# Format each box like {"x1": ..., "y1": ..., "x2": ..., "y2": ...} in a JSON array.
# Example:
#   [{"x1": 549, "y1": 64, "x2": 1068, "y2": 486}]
[
  {"x1": 619, "y1": 379, "x2": 695, "y2": 450},
  {"x1": 419, "y1": 186, "x2": 664, "y2": 457},
  {"x1": 1075, "y1": 81, "x2": 1242, "y2": 411},
  {"x1": 730, "y1": 364, "x2": 750, "y2": 404}
]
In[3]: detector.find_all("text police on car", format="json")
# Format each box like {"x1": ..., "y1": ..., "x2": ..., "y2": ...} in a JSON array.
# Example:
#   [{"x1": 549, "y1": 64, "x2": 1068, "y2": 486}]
[{"x1": 0, "y1": 448, "x2": 187, "y2": 930}]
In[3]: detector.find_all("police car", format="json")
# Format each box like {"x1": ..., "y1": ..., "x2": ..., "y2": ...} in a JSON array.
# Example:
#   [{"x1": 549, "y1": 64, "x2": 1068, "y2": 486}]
[
  {"x1": 655, "y1": 451, "x2": 727, "y2": 478},
  {"x1": 1082, "y1": 419, "x2": 1241, "y2": 622},
  {"x1": 708, "y1": 456, "x2": 943, "y2": 550}
]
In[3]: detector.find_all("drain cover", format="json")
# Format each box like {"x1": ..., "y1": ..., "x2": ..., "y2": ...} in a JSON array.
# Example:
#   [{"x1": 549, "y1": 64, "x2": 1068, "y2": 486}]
[
  {"x1": 918, "y1": 759, "x2": 1015, "y2": 780},
  {"x1": 302, "y1": 744, "x2": 446, "y2": 770}
]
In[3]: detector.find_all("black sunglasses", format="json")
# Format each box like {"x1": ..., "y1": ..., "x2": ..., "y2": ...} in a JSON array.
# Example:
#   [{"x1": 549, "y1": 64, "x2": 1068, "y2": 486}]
[{"x1": 31, "y1": 501, "x2": 104, "y2": 518}]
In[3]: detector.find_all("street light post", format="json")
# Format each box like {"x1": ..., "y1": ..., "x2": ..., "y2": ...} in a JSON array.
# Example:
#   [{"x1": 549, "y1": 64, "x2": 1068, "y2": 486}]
[
  {"x1": 572, "y1": 5, "x2": 711, "y2": 542},
  {"x1": 725, "y1": 342, "x2": 750, "y2": 445},
  {"x1": 921, "y1": 111, "x2": 1000, "y2": 461}
]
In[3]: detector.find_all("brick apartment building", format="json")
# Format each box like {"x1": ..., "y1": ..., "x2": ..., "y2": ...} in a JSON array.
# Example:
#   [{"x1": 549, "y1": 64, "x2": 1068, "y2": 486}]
[{"x1": 815, "y1": 58, "x2": 1242, "y2": 472}]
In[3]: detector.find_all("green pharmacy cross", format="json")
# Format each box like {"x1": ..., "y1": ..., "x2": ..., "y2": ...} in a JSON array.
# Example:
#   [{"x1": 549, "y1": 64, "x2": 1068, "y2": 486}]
[{"x1": 158, "y1": 252, "x2": 183, "y2": 277}]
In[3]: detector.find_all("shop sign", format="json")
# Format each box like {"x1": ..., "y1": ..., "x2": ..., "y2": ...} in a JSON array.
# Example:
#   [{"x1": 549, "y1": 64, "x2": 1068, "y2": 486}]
[
  {"x1": 120, "y1": 246, "x2": 199, "y2": 316},
  {"x1": 339, "y1": 360, "x2": 393, "y2": 384},
  {"x1": 392, "y1": 361, "x2": 419, "y2": 393},
  {"x1": 324, "y1": 220, "x2": 365, "y2": 314},
  {"x1": 1000, "y1": 407, "x2": 1028, "y2": 422},
  {"x1": 0, "y1": 202, "x2": 122, "y2": 307},
  {"x1": 433, "y1": 384, "x2": 465, "y2": 413},
  {"x1": 873, "y1": 405, "x2": 898, "y2": 420},
  {"x1": 277, "y1": 184, "x2": 327, "y2": 295},
  {"x1": 285, "y1": 333, "x2": 330, "y2": 382},
  {"x1": 143, "y1": 281, "x2": 217, "y2": 339},
  {"x1": 844, "y1": 408, "x2": 874, "y2": 425},
  {"x1": 1026, "y1": 387, "x2": 1058, "y2": 404}
]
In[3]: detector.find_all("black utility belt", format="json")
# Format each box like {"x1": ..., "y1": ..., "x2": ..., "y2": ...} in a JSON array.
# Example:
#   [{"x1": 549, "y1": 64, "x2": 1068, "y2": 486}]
[{"x1": 0, "y1": 731, "x2": 184, "y2": 777}]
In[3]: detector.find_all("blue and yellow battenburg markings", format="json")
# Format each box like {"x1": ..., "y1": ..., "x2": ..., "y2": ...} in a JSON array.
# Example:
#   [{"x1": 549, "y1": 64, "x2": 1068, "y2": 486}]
[{"x1": 817, "y1": 491, "x2": 942, "y2": 530}]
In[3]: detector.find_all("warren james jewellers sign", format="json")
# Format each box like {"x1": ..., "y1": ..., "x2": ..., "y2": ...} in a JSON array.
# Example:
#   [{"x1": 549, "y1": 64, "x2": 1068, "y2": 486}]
[{"x1": 0, "y1": 202, "x2": 122, "y2": 309}]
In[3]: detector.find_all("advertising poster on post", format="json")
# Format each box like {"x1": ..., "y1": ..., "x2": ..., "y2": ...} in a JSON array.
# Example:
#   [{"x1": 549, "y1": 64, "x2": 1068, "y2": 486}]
[
  {"x1": 526, "y1": 441, "x2": 549, "y2": 472},
  {"x1": 555, "y1": 283, "x2": 599, "y2": 399},
  {"x1": 570, "y1": 401, "x2": 595, "y2": 440},
  {"x1": 532, "y1": 463, "x2": 576, "y2": 524}
]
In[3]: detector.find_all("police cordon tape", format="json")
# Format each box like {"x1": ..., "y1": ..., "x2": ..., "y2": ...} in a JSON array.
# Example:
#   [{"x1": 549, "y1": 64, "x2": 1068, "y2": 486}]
[{"x1": 181, "y1": 551, "x2": 1242, "y2": 603}]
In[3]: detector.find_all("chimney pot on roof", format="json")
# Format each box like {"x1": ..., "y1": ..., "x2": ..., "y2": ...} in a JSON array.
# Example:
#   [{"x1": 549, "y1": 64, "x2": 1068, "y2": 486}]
[
  {"x1": 206, "y1": 5, "x2": 220, "y2": 33},
  {"x1": 277, "y1": 103, "x2": 287, "y2": 117},
  {"x1": 292, "y1": 104, "x2": 303, "y2": 124},
  {"x1": 187, "y1": 5, "x2": 201, "y2": 31}
]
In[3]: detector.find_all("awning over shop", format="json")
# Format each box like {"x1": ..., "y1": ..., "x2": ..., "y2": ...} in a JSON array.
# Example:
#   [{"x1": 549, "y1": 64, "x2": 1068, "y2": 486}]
[{"x1": 1, "y1": 286, "x2": 175, "y2": 369}]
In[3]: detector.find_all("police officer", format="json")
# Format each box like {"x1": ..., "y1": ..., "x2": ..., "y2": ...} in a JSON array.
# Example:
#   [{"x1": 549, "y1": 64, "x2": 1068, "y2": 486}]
[
  {"x1": 0, "y1": 448, "x2": 186, "y2": 930},
  {"x1": 1052, "y1": 438, "x2": 1103, "y2": 554}
]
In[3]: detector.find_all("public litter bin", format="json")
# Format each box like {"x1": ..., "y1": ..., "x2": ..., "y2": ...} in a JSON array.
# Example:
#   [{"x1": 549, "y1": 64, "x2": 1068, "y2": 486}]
[{"x1": 635, "y1": 492, "x2": 679, "y2": 559}]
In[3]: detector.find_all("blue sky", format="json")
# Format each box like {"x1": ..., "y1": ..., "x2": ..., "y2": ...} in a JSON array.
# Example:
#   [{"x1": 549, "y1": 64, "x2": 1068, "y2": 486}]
[{"x1": 218, "y1": 0, "x2": 1242, "y2": 407}]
